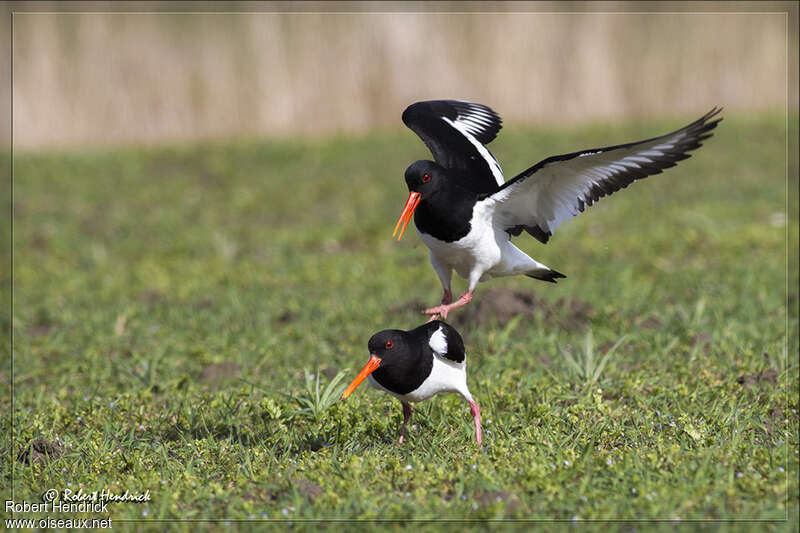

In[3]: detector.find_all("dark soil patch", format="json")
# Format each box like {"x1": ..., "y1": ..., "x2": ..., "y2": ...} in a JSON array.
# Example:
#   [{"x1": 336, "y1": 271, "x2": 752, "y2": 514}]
[
  {"x1": 138, "y1": 290, "x2": 167, "y2": 308},
  {"x1": 274, "y1": 310, "x2": 298, "y2": 325},
  {"x1": 636, "y1": 314, "x2": 662, "y2": 329},
  {"x1": 79, "y1": 212, "x2": 109, "y2": 239},
  {"x1": 199, "y1": 362, "x2": 241, "y2": 383},
  {"x1": 29, "y1": 323, "x2": 55, "y2": 337},
  {"x1": 691, "y1": 333, "x2": 711, "y2": 346},
  {"x1": 243, "y1": 488, "x2": 277, "y2": 503},
  {"x1": 17, "y1": 438, "x2": 64, "y2": 465},
  {"x1": 430, "y1": 287, "x2": 595, "y2": 330},
  {"x1": 597, "y1": 339, "x2": 634, "y2": 354},
  {"x1": 195, "y1": 297, "x2": 216, "y2": 310},
  {"x1": 291, "y1": 478, "x2": 324, "y2": 501},
  {"x1": 29, "y1": 308, "x2": 57, "y2": 338},
  {"x1": 31, "y1": 232, "x2": 50, "y2": 252},
  {"x1": 737, "y1": 368, "x2": 779, "y2": 390}
]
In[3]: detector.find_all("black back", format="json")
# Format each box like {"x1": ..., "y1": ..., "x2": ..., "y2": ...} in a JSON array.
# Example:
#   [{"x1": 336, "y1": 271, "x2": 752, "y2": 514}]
[
  {"x1": 403, "y1": 100, "x2": 504, "y2": 196},
  {"x1": 368, "y1": 321, "x2": 466, "y2": 395}
]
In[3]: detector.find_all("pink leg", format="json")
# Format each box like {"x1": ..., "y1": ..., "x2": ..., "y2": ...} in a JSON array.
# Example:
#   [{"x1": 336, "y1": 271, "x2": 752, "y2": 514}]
[
  {"x1": 397, "y1": 402, "x2": 412, "y2": 444},
  {"x1": 441, "y1": 289, "x2": 453, "y2": 305},
  {"x1": 469, "y1": 400, "x2": 482, "y2": 445},
  {"x1": 426, "y1": 289, "x2": 453, "y2": 323},
  {"x1": 423, "y1": 290, "x2": 473, "y2": 321}
]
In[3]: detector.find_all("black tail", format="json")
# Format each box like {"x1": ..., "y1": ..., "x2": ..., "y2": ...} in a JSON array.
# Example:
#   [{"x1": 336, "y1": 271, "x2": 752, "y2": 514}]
[{"x1": 526, "y1": 269, "x2": 567, "y2": 284}]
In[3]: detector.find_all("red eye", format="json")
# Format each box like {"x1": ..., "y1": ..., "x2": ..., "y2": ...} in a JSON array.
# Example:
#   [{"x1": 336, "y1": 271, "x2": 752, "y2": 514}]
[
  {"x1": 385, "y1": 341, "x2": 393, "y2": 349},
  {"x1": 422, "y1": 174, "x2": 431, "y2": 183}
]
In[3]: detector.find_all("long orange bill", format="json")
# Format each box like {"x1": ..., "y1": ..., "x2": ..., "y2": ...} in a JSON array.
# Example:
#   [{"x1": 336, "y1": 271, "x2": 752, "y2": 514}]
[
  {"x1": 392, "y1": 191, "x2": 422, "y2": 240},
  {"x1": 341, "y1": 354, "x2": 382, "y2": 400}
]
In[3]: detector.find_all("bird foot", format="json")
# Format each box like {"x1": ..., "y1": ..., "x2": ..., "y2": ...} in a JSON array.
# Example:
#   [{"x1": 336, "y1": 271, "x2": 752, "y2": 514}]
[
  {"x1": 423, "y1": 305, "x2": 449, "y2": 321},
  {"x1": 422, "y1": 291, "x2": 473, "y2": 322}
]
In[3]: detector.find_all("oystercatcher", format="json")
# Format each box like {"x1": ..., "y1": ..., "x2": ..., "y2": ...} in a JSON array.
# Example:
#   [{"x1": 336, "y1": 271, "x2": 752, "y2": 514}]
[
  {"x1": 394, "y1": 100, "x2": 722, "y2": 320},
  {"x1": 341, "y1": 320, "x2": 482, "y2": 445}
]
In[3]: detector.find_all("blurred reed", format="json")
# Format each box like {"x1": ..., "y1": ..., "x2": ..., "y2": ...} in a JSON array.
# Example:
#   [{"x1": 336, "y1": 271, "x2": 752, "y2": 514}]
[{"x1": 8, "y1": 8, "x2": 793, "y2": 150}]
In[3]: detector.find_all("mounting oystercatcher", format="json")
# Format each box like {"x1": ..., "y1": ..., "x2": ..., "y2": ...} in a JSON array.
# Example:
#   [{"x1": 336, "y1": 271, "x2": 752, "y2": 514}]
[
  {"x1": 394, "y1": 100, "x2": 722, "y2": 320},
  {"x1": 341, "y1": 320, "x2": 482, "y2": 445}
]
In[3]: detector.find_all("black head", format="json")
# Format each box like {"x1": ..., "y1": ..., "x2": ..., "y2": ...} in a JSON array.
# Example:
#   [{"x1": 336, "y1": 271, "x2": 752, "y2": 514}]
[
  {"x1": 404, "y1": 160, "x2": 447, "y2": 195},
  {"x1": 366, "y1": 329, "x2": 408, "y2": 362},
  {"x1": 394, "y1": 160, "x2": 448, "y2": 240},
  {"x1": 341, "y1": 326, "x2": 435, "y2": 399}
]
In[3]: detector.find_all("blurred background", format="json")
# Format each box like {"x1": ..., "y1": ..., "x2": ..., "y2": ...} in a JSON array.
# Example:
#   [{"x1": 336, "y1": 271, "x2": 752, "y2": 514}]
[{"x1": 6, "y1": 2, "x2": 796, "y2": 150}]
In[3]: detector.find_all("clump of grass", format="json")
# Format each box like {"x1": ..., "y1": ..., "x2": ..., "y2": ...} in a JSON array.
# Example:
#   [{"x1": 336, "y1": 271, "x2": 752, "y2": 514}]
[
  {"x1": 557, "y1": 330, "x2": 629, "y2": 387},
  {"x1": 290, "y1": 369, "x2": 349, "y2": 423}
]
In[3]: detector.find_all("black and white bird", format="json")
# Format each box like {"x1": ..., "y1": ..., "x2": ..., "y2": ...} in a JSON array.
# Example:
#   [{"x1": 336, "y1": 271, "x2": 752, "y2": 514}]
[
  {"x1": 341, "y1": 320, "x2": 481, "y2": 445},
  {"x1": 393, "y1": 100, "x2": 722, "y2": 320}
]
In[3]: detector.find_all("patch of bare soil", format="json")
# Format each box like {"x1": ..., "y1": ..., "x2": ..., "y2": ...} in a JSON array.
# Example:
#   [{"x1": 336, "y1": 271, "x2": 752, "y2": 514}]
[
  {"x1": 636, "y1": 314, "x2": 662, "y2": 329},
  {"x1": 199, "y1": 362, "x2": 242, "y2": 383},
  {"x1": 17, "y1": 438, "x2": 64, "y2": 465},
  {"x1": 137, "y1": 289, "x2": 167, "y2": 305},
  {"x1": 273, "y1": 310, "x2": 298, "y2": 325},
  {"x1": 448, "y1": 287, "x2": 595, "y2": 330},
  {"x1": 290, "y1": 478, "x2": 324, "y2": 501},
  {"x1": 737, "y1": 368, "x2": 779, "y2": 390}
]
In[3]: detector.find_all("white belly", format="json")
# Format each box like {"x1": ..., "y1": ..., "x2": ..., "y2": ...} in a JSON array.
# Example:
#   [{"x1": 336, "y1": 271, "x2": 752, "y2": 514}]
[
  {"x1": 418, "y1": 201, "x2": 505, "y2": 281},
  {"x1": 367, "y1": 355, "x2": 473, "y2": 403}
]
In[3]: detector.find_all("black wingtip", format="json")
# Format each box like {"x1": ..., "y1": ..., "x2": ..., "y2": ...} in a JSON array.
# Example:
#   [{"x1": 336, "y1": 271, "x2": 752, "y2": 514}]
[
  {"x1": 527, "y1": 269, "x2": 567, "y2": 283},
  {"x1": 697, "y1": 106, "x2": 724, "y2": 130}
]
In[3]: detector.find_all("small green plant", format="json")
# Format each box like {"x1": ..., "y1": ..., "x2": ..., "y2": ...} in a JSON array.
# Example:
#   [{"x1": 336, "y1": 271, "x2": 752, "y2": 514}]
[
  {"x1": 125, "y1": 348, "x2": 166, "y2": 391},
  {"x1": 290, "y1": 369, "x2": 349, "y2": 422},
  {"x1": 558, "y1": 330, "x2": 629, "y2": 386}
]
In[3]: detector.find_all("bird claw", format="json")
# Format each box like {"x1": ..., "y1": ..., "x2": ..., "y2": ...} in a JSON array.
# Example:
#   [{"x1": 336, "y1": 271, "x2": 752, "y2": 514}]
[
  {"x1": 423, "y1": 291, "x2": 473, "y2": 321},
  {"x1": 423, "y1": 305, "x2": 448, "y2": 320}
]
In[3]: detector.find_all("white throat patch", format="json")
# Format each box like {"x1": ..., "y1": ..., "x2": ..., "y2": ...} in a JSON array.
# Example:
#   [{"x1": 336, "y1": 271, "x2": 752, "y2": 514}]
[{"x1": 428, "y1": 326, "x2": 448, "y2": 357}]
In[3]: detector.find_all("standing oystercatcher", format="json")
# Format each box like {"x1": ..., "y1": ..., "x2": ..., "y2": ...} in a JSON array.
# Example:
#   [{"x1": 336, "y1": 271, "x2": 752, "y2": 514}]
[
  {"x1": 394, "y1": 100, "x2": 722, "y2": 320},
  {"x1": 341, "y1": 320, "x2": 482, "y2": 445}
]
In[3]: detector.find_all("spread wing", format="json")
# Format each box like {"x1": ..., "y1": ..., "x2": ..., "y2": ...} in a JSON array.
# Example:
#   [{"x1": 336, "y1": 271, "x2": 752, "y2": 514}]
[
  {"x1": 488, "y1": 108, "x2": 723, "y2": 244},
  {"x1": 402, "y1": 100, "x2": 505, "y2": 194}
]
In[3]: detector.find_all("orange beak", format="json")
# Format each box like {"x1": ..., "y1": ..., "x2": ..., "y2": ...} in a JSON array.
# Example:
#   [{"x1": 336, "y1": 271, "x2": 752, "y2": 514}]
[
  {"x1": 341, "y1": 354, "x2": 382, "y2": 400},
  {"x1": 392, "y1": 191, "x2": 422, "y2": 240}
]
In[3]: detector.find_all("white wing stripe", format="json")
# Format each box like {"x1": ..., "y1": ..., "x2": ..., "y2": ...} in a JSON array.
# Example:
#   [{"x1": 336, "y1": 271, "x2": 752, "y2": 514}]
[
  {"x1": 442, "y1": 116, "x2": 505, "y2": 186},
  {"x1": 459, "y1": 119, "x2": 492, "y2": 132},
  {"x1": 626, "y1": 156, "x2": 655, "y2": 164},
  {"x1": 462, "y1": 115, "x2": 491, "y2": 126}
]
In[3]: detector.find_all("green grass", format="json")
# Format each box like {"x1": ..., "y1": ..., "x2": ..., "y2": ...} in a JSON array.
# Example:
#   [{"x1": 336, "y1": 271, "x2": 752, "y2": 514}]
[{"x1": 4, "y1": 113, "x2": 798, "y2": 530}]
